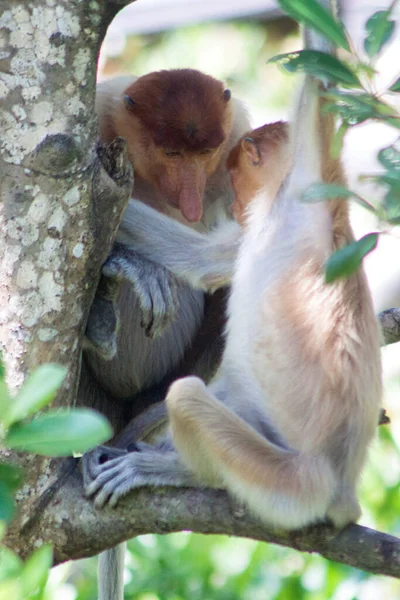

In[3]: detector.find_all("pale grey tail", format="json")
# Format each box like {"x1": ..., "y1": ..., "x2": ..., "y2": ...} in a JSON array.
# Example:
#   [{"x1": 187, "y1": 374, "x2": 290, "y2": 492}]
[{"x1": 98, "y1": 543, "x2": 125, "y2": 600}]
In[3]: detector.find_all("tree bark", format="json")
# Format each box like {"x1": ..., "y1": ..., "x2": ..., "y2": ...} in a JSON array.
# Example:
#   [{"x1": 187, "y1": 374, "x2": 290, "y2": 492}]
[
  {"x1": 1, "y1": 0, "x2": 399, "y2": 581},
  {"x1": 0, "y1": 0, "x2": 132, "y2": 558}
]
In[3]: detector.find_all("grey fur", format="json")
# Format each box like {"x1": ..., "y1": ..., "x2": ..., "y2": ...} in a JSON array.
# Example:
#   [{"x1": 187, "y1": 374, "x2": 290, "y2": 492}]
[{"x1": 98, "y1": 544, "x2": 126, "y2": 600}]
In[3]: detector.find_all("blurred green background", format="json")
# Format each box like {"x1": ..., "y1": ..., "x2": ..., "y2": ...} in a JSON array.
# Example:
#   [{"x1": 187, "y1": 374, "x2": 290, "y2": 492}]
[{"x1": 48, "y1": 9, "x2": 400, "y2": 600}]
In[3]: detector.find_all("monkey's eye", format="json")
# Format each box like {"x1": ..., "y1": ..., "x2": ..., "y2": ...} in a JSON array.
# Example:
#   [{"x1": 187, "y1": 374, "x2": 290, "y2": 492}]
[
  {"x1": 164, "y1": 149, "x2": 182, "y2": 157},
  {"x1": 199, "y1": 149, "x2": 212, "y2": 155}
]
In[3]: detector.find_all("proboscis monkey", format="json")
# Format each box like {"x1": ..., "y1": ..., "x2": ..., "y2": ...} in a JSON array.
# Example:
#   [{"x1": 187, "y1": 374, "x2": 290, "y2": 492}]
[
  {"x1": 80, "y1": 69, "x2": 250, "y2": 431},
  {"x1": 86, "y1": 47, "x2": 381, "y2": 529}
]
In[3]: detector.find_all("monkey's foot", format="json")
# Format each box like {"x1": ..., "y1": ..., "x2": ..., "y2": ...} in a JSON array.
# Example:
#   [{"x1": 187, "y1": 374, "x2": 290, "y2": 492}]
[
  {"x1": 103, "y1": 243, "x2": 178, "y2": 338},
  {"x1": 83, "y1": 445, "x2": 195, "y2": 508}
]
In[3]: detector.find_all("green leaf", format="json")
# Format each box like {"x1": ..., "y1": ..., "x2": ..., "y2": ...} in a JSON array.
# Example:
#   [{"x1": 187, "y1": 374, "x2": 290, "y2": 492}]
[
  {"x1": 364, "y1": 10, "x2": 395, "y2": 58},
  {"x1": 384, "y1": 182, "x2": 400, "y2": 223},
  {"x1": 0, "y1": 547, "x2": 23, "y2": 582},
  {"x1": 302, "y1": 183, "x2": 355, "y2": 202},
  {"x1": 0, "y1": 580, "x2": 21, "y2": 600},
  {"x1": 21, "y1": 545, "x2": 52, "y2": 599},
  {"x1": 0, "y1": 483, "x2": 15, "y2": 523},
  {"x1": 0, "y1": 463, "x2": 24, "y2": 491},
  {"x1": 323, "y1": 100, "x2": 375, "y2": 125},
  {"x1": 389, "y1": 76, "x2": 400, "y2": 92},
  {"x1": 269, "y1": 51, "x2": 360, "y2": 86},
  {"x1": 325, "y1": 233, "x2": 378, "y2": 283},
  {"x1": 3, "y1": 364, "x2": 67, "y2": 428},
  {"x1": 302, "y1": 182, "x2": 377, "y2": 213},
  {"x1": 325, "y1": 89, "x2": 395, "y2": 114},
  {"x1": 378, "y1": 143, "x2": 400, "y2": 177},
  {"x1": 278, "y1": 0, "x2": 350, "y2": 51},
  {"x1": 383, "y1": 117, "x2": 400, "y2": 129},
  {"x1": 322, "y1": 90, "x2": 395, "y2": 126},
  {"x1": 5, "y1": 409, "x2": 112, "y2": 456}
]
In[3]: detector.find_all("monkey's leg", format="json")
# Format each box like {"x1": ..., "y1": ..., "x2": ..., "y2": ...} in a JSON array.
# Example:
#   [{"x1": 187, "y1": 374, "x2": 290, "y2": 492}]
[{"x1": 165, "y1": 377, "x2": 336, "y2": 529}]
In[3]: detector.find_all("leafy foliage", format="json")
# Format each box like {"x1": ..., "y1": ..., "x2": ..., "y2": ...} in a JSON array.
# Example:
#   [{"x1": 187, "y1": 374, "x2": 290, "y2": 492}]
[
  {"x1": 2, "y1": 364, "x2": 67, "y2": 428},
  {"x1": 0, "y1": 359, "x2": 113, "y2": 597},
  {"x1": 0, "y1": 545, "x2": 52, "y2": 600},
  {"x1": 277, "y1": 0, "x2": 350, "y2": 50},
  {"x1": 364, "y1": 9, "x2": 396, "y2": 57},
  {"x1": 6, "y1": 409, "x2": 112, "y2": 456},
  {"x1": 269, "y1": 50, "x2": 359, "y2": 86},
  {"x1": 273, "y1": 0, "x2": 400, "y2": 281}
]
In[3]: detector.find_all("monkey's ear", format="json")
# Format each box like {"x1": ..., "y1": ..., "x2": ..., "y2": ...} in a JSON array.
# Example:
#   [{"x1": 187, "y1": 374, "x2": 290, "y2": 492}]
[
  {"x1": 223, "y1": 89, "x2": 231, "y2": 102},
  {"x1": 242, "y1": 137, "x2": 261, "y2": 166},
  {"x1": 124, "y1": 95, "x2": 136, "y2": 111}
]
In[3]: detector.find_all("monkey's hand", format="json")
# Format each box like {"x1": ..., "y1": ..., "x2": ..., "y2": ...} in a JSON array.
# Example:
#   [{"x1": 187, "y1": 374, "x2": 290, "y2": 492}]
[
  {"x1": 83, "y1": 444, "x2": 196, "y2": 508},
  {"x1": 103, "y1": 243, "x2": 179, "y2": 338}
]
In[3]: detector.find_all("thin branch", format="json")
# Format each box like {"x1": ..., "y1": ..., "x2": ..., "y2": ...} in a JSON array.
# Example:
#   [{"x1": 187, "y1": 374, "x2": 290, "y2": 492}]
[{"x1": 379, "y1": 308, "x2": 400, "y2": 346}]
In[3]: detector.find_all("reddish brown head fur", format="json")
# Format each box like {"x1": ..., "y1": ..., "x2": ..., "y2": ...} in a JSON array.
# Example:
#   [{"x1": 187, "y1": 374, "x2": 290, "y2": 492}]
[{"x1": 124, "y1": 69, "x2": 228, "y2": 152}]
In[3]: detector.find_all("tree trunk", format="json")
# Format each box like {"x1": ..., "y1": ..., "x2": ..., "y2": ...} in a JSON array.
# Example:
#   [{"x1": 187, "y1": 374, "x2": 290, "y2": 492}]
[{"x1": 0, "y1": 0, "x2": 133, "y2": 557}]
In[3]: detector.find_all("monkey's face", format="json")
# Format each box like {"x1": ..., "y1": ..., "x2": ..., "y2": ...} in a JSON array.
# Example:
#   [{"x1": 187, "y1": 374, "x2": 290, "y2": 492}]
[
  {"x1": 122, "y1": 69, "x2": 233, "y2": 223},
  {"x1": 152, "y1": 147, "x2": 226, "y2": 222},
  {"x1": 129, "y1": 126, "x2": 229, "y2": 224}
]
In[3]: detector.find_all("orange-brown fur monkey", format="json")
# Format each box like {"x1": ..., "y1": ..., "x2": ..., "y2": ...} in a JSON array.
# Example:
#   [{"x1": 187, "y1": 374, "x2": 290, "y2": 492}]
[
  {"x1": 86, "y1": 46, "x2": 381, "y2": 528},
  {"x1": 81, "y1": 69, "x2": 250, "y2": 429}
]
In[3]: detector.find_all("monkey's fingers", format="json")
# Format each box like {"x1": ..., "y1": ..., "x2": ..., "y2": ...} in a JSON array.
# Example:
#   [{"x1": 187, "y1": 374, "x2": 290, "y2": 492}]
[
  {"x1": 84, "y1": 454, "x2": 149, "y2": 508},
  {"x1": 141, "y1": 270, "x2": 178, "y2": 338},
  {"x1": 103, "y1": 247, "x2": 178, "y2": 338},
  {"x1": 85, "y1": 449, "x2": 195, "y2": 508},
  {"x1": 82, "y1": 446, "x2": 127, "y2": 492}
]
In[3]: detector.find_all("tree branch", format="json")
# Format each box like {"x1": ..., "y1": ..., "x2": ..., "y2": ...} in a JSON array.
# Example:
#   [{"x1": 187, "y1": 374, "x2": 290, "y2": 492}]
[{"x1": 17, "y1": 468, "x2": 400, "y2": 579}]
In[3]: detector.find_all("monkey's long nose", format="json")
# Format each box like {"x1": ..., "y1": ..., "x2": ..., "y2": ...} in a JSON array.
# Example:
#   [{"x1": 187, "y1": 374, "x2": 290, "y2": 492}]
[
  {"x1": 178, "y1": 168, "x2": 205, "y2": 223},
  {"x1": 180, "y1": 194, "x2": 203, "y2": 222}
]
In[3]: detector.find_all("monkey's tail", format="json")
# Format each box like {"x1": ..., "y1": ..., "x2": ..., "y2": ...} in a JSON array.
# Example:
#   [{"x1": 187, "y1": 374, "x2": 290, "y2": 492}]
[{"x1": 98, "y1": 543, "x2": 125, "y2": 600}]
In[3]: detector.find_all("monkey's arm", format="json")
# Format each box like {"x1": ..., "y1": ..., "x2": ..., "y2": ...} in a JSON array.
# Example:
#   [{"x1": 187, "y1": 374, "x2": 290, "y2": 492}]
[{"x1": 113, "y1": 199, "x2": 241, "y2": 292}]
